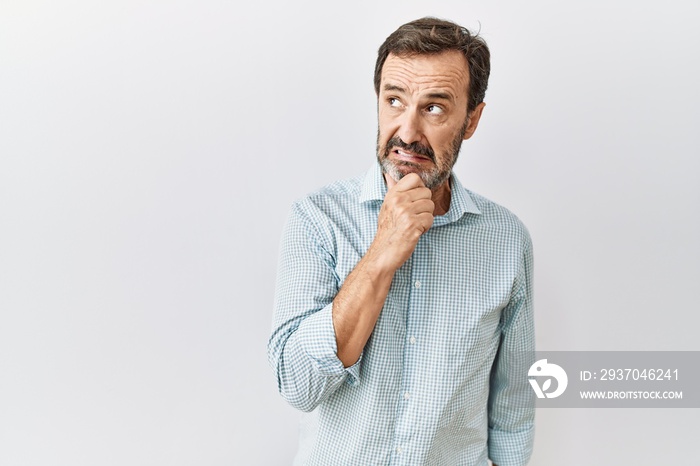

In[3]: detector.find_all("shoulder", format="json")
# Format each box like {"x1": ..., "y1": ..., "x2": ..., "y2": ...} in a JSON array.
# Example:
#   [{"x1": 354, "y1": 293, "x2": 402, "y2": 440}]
[
  {"x1": 463, "y1": 189, "x2": 533, "y2": 249},
  {"x1": 286, "y1": 172, "x2": 366, "y2": 238},
  {"x1": 291, "y1": 172, "x2": 363, "y2": 216},
  {"x1": 304, "y1": 173, "x2": 363, "y2": 206}
]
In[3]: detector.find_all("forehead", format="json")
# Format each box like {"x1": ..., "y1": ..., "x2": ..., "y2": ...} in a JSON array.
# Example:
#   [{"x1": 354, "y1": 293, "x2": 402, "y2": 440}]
[{"x1": 380, "y1": 51, "x2": 470, "y2": 100}]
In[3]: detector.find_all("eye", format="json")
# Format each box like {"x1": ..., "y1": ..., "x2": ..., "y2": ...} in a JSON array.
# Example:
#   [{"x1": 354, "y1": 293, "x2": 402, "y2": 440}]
[
  {"x1": 426, "y1": 104, "x2": 444, "y2": 115},
  {"x1": 388, "y1": 97, "x2": 402, "y2": 108}
]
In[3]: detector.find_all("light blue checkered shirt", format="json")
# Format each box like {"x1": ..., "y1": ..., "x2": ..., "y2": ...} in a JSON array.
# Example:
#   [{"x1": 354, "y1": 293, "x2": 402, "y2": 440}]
[{"x1": 268, "y1": 163, "x2": 535, "y2": 466}]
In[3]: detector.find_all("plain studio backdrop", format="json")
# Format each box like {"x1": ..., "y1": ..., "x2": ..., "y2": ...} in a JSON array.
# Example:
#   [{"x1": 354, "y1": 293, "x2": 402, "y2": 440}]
[{"x1": 1, "y1": 0, "x2": 698, "y2": 464}]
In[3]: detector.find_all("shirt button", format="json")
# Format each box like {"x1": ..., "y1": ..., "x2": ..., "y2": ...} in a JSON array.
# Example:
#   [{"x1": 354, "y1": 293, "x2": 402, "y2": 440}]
[
  {"x1": 414, "y1": 280, "x2": 421, "y2": 288},
  {"x1": 409, "y1": 336, "x2": 416, "y2": 344},
  {"x1": 396, "y1": 446, "x2": 403, "y2": 454},
  {"x1": 403, "y1": 391, "x2": 410, "y2": 400}
]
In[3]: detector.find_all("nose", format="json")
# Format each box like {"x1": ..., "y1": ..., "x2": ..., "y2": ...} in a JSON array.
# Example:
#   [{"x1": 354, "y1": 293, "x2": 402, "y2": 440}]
[{"x1": 396, "y1": 107, "x2": 423, "y2": 145}]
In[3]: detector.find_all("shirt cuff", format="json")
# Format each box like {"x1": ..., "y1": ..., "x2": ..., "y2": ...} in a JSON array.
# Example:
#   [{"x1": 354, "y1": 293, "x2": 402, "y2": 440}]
[
  {"x1": 488, "y1": 425, "x2": 534, "y2": 466},
  {"x1": 298, "y1": 302, "x2": 362, "y2": 386}
]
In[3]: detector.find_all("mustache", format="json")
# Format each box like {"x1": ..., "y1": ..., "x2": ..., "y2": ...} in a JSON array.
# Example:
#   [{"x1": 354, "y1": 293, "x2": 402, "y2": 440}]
[{"x1": 385, "y1": 137, "x2": 435, "y2": 163}]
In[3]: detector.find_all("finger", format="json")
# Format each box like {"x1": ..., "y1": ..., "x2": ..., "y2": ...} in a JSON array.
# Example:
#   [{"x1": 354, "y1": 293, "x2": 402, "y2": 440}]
[
  {"x1": 392, "y1": 173, "x2": 425, "y2": 191},
  {"x1": 411, "y1": 198, "x2": 435, "y2": 214},
  {"x1": 385, "y1": 187, "x2": 432, "y2": 209},
  {"x1": 391, "y1": 187, "x2": 431, "y2": 205},
  {"x1": 389, "y1": 185, "x2": 431, "y2": 202},
  {"x1": 415, "y1": 212, "x2": 434, "y2": 233},
  {"x1": 404, "y1": 186, "x2": 432, "y2": 201}
]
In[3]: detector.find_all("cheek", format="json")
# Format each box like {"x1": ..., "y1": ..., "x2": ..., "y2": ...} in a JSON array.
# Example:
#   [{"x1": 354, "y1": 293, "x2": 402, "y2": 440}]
[
  {"x1": 377, "y1": 108, "x2": 401, "y2": 133},
  {"x1": 377, "y1": 125, "x2": 395, "y2": 150},
  {"x1": 428, "y1": 128, "x2": 454, "y2": 148},
  {"x1": 429, "y1": 129, "x2": 461, "y2": 163},
  {"x1": 377, "y1": 116, "x2": 392, "y2": 136}
]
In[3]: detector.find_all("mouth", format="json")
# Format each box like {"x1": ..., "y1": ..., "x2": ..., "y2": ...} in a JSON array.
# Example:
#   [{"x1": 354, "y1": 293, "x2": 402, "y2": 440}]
[{"x1": 392, "y1": 148, "x2": 431, "y2": 163}]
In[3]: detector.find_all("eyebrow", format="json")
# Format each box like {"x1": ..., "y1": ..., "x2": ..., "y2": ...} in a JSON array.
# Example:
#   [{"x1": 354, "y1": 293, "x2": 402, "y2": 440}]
[
  {"x1": 383, "y1": 84, "x2": 454, "y2": 102},
  {"x1": 426, "y1": 92, "x2": 453, "y2": 101},
  {"x1": 383, "y1": 84, "x2": 406, "y2": 93}
]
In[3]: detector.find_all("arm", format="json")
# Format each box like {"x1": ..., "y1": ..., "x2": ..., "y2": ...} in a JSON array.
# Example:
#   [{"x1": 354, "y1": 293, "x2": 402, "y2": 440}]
[
  {"x1": 333, "y1": 173, "x2": 433, "y2": 366},
  {"x1": 487, "y1": 237, "x2": 536, "y2": 466},
  {"x1": 266, "y1": 199, "x2": 346, "y2": 412},
  {"x1": 268, "y1": 174, "x2": 433, "y2": 411}
]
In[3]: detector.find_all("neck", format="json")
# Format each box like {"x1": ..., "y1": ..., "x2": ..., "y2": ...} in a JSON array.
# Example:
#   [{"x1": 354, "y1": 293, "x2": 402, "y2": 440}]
[{"x1": 431, "y1": 178, "x2": 452, "y2": 216}]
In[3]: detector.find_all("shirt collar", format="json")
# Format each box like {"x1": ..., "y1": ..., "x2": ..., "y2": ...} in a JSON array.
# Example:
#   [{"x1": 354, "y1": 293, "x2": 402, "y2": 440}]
[
  {"x1": 359, "y1": 163, "x2": 481, "y2": 222},
  {"x1": 359, "y1": 162, "x2": 388, "y2": 203}
]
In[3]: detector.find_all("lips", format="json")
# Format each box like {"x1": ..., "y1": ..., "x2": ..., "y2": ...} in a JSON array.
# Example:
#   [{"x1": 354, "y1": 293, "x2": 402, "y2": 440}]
[
  {"x1": 383, "y1": 136, "x2": 436, "y2": 163},
  {"x1": 393, "y1": 148, "x2": 430, "y2": 162}
]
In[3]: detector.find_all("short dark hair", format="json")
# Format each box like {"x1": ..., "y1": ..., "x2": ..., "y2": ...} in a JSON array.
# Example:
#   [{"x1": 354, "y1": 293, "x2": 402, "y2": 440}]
[{"x1": 374, "y1": 17, "x2": 491, "y2": 113}]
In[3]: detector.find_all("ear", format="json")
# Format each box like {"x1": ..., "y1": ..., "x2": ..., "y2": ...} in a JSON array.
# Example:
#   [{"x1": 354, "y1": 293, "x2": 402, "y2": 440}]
[{"x1": 462, "y1": 102, "x2": 486, "y2": 140}]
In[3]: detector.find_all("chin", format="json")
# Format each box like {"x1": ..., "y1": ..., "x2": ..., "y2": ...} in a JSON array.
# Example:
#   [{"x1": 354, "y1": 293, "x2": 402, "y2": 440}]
[{"x1": 381, "y1": 158, "x2": 419, "y2": 181}]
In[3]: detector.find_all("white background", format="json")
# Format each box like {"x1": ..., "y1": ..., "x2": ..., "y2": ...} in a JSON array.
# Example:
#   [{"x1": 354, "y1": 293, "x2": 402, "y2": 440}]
[{"x1": 1, "y1": 0, "x2": 699, "y2": 464}]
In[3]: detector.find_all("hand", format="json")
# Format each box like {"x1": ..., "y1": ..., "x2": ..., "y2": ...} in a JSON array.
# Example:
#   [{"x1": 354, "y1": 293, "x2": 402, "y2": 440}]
[{"x1": 367, "y1": 173, "x2": 434, "y2": 272}]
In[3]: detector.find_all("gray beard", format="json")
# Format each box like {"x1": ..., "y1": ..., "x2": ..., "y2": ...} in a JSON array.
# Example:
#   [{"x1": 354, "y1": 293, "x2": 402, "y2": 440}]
[
  {"x1": 379, "y1": 157, "x2": 450, "y2": 190},
  {"x1": 376, "y1": 119, "x2": 467, "y2": 190}
]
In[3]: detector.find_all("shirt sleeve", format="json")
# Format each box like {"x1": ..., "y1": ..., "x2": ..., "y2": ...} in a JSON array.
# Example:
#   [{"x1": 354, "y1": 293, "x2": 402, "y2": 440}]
[
  {"x1": 487, "y1": 235, "x2": 536, "y2": 466},
  {"x1": 267, "y1": 200, "x2": 362, "y2": 413}
]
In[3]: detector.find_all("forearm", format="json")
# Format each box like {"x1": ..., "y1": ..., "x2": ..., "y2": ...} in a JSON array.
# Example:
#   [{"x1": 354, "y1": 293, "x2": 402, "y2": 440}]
[
  {"x1": 333, "y1": 174, "x2": 434, "y2": 367},
  {"x1": 332, "y1": 248, "x2": 395, "y2": 367}
]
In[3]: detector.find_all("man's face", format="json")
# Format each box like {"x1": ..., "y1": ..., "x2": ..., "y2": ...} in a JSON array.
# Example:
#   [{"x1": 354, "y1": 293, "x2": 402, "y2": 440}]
[{"x1": 376, "y1": 51, "x2": 482, "y2": 190}]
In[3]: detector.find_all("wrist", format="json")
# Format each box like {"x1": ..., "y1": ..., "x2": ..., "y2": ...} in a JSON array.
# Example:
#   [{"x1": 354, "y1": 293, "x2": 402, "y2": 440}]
[{"x1": 361, "y1": 244, "x2": 400, "y2": 280}]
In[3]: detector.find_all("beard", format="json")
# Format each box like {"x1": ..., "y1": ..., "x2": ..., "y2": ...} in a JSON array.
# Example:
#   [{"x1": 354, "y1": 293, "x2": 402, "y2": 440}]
[{"x1": 376, "y1": 118, "x2": 468, "y2": 190}]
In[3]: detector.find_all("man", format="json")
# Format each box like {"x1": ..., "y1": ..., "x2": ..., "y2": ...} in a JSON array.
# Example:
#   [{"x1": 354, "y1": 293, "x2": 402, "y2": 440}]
[{"x1": 268, "y1": 17, "x2": 535, "y2": 466}]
